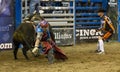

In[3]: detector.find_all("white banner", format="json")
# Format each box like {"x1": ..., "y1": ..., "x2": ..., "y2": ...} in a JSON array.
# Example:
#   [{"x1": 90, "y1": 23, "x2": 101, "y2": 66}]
[
  {"x1": 53, "y1": 28, "x2": 73, "y2": 45},
  {"x1": 76, "y1": 29, "x2": 103, "y2": 41}
]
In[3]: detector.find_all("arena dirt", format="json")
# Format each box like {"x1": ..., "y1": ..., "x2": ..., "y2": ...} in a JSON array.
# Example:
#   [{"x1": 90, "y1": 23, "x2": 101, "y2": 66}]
[{"x1": 0, "y1": 42, "x2": 120, "y2": 72}]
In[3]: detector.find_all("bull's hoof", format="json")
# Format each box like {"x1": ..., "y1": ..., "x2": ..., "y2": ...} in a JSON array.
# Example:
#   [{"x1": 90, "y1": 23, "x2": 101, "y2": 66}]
[
  {"x1": 25, "y1": 57, "x2": 29, "y2": 60},
  {"x1": 26, "y1": 59, "x2": 29, "y2": 60},
  {"x1": 14, "y1": 58, "x2": 18, "y2": 60}
]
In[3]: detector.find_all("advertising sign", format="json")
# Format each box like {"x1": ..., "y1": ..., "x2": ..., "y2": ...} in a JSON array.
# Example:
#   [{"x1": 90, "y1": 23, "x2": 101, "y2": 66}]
[
  {"x1": 53, "y1": 28, "x2": 73, "y2": 45},
  {"x1": 0, "y1": 0, "x2": 14, "y2": 50},
  {"x1": 76, "y1": 28, "x2": 103, "y2": 42}
]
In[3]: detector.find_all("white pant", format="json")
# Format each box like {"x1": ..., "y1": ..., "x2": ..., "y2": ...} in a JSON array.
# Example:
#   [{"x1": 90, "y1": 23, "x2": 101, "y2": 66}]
[{"x1": 97, "y1": 40, "x2": 104, "y2": 52}]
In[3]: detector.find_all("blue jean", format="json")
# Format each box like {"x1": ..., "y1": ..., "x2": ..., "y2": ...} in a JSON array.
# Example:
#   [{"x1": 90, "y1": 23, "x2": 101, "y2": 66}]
[{"x1": 29, "y1": 0, "x2": 40, "y2": 14}]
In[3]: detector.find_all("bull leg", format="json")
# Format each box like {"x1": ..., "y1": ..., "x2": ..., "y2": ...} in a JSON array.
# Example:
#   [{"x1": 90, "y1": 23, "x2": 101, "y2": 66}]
[
  {"x1": 22, "y1": 46, "x2": 29, "y2": 60},
  {"x1": 13, "y1": 42, "x2": 19, "y2": 60},
  {"x1": 47, "y1": 48, "x2": 54, "y2": 64}
]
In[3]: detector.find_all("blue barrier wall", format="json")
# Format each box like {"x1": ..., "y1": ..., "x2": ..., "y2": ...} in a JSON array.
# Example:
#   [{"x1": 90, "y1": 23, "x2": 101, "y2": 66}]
[
  {"x1": 118, "y1": 0, "x2": 120, "y2": 42},
  {"x1": 15, "y1": 0, "x2": 22, "y2": 28},
  {"x1": 74, "y1": 0, "x2": 108, "y2": 43},
  {"x1": 0, "y1": 0, "x2": 15, "y2": 50}
]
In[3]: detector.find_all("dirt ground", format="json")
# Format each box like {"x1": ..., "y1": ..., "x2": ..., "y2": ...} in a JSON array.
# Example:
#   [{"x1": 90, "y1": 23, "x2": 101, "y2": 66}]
[{"x1": 0, "y1": 42, "x2": 120, "y2": 72}]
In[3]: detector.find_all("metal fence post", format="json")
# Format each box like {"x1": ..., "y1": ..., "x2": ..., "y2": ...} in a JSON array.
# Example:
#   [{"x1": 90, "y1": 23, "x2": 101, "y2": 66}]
[{"x1": 15, "y1": 0, "x2": 22, "y2": 28}]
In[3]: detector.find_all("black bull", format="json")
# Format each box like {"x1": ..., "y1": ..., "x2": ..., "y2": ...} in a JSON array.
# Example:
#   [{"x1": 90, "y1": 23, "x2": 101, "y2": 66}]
[
  {"x1": 13, "y1": 22, "x2": 36, "y2": 59},
  {"x1": 13, "y1": 22, "x2": 68, "y2": 60}
]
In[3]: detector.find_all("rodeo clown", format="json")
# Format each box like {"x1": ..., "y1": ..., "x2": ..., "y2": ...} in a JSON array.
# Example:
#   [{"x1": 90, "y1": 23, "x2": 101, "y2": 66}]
[
  {"x1": 32, "y1": 20, "x2": 68, "y2": 64},
  {"x1": 96, "y1": 9, "x2": 115, "y2": 54}
]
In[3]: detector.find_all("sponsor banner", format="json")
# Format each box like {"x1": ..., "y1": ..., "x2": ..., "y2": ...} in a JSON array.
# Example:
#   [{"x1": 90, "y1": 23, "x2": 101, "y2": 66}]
[
  {"x1": 0, "y1": 0, "x2": 14, "y2": 50},
  {"x1": 53, "y1": 28, "x2": 73, "y2": 45},
  {"x1": 76, "y1": 29, "x2": 103, "y2": 41},
  {"x1": 0, "y1": 43, "x2": 12, "y2": 50}
]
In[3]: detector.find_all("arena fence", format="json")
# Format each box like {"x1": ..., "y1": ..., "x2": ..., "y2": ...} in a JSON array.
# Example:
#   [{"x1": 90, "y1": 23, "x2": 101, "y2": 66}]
[
  {"x1": 74, "y1": 0, "x2": 108, "y2": 43},
  {"x1": 15, "y1": 0, "x2": 119, "y2": 46},
  {"x1": 20, "y1": 0, "x2": 74, "y2": 45}
]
